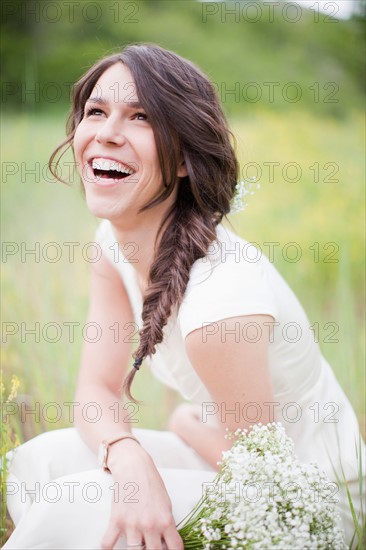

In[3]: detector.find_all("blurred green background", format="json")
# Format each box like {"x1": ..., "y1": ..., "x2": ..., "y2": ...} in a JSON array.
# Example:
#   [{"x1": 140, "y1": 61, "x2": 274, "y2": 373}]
[{"x1": 1, "y1": 0, "x2": 365, "y2": 442}]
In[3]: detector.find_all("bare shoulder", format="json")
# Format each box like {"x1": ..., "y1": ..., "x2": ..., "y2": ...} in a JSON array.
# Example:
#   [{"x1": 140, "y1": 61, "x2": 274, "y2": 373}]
[{"x1": 184, "y1": 314, "x2": 275, "y2": 432}]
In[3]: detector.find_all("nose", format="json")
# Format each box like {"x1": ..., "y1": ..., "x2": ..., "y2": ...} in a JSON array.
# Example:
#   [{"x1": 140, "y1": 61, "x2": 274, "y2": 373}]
[{"x1": 94, "y1": 116, "x2": 126, "y2": 146}]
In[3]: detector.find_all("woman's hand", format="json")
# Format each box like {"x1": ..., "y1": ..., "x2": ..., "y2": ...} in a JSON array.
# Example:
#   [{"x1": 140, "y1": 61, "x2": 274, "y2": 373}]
[
  {"x1": 101, "y1": 439, "x2": 183, "y2": 550},
  {"x1": 168, "y1": 403, "x2": 232, "y2": 470},
  {"x1": 168, "y1": 403, "x2": 202, "y2": 439}
]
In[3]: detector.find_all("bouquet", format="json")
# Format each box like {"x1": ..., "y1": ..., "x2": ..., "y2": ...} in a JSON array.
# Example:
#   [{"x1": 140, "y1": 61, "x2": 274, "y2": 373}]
[{"x1": 178, "y1": 422, "x2": 347, "y2": 549}]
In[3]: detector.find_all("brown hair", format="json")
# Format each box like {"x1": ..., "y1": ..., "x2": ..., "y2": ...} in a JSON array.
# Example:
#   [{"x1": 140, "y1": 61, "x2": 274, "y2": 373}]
[{"x1": 49, "y1": 43, "x2": 239, "y2": 400}]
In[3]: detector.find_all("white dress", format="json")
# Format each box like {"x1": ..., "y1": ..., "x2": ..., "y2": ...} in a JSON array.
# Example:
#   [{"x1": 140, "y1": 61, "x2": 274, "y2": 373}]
[{"x1": 4, "y1": 220, "x2": 365, "y2": 549}]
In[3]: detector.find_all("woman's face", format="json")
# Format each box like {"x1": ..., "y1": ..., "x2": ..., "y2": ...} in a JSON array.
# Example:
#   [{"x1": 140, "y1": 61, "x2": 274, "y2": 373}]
[{"x1": 73, "y1": 62, "x2": 173, "y2": 223}]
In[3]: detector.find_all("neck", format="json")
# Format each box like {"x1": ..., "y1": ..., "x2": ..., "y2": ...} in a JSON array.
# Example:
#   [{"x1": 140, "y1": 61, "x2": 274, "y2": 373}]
[{"x1": 110, "y1": 200, "x2": 175, "y2": 295}]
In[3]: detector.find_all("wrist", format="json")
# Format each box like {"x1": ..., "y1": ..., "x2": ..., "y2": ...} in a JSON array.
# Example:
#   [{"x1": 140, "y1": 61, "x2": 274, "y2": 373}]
[
  {"x1": 98, "y1": 432, "x2": 141, "y2": 472},
  {"x1": 107, "y1": 438, "x2": 147, "y2": 470}
]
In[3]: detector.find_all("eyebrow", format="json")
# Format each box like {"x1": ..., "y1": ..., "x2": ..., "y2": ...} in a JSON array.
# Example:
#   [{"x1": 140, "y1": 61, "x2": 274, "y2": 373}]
[{"x1": 85, "y1": 97, "x2": 143, "y2": 109}]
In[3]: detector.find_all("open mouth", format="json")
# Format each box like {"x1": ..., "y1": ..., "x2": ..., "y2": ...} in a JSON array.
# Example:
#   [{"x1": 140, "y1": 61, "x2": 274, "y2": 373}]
[{"x1": 91, "y1": 158, "x2": 136, "y2": 181}]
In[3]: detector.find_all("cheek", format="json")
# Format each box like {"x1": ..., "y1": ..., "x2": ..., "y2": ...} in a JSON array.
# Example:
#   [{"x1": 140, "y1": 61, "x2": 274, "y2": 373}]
[
  {"x1": 73, "y1": 137, "x2": 89, "y2": 183},
  {"x1": 73, "y1": 122, "x2": 91, "y2": 165},
  {"x1": 73, "y1": 127, "x2": 83, "y2": 163},
  {"x1": 145, "y1": 140, "x2": 160, "y2": 173},
  {"x1": 133, "y1": 130, "x2": 159, "y2": 170}
]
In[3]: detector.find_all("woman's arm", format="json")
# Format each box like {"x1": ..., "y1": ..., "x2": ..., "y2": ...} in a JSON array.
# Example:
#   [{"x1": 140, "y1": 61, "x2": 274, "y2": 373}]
[
  {"x1": 168, "y1": 403, "x2": 232, "y2": 469},
  {"x1": 169, "y1": 315, "x2": 274, "y2": 466},
  {"x1": 74, "y1": 253, "x2": 136, "y2": 448},
  {"x1": 74, "y1": 254, "x2": 183, "y2": 550}
]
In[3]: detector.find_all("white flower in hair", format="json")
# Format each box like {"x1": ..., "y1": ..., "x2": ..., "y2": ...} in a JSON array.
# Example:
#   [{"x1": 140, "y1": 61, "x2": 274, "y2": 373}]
[{"x1": 230, "y1": 178, "x2": 260, "y2": 214}]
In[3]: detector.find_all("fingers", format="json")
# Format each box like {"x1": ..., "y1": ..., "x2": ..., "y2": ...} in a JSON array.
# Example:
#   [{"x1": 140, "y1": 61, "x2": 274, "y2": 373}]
[
  {"x1": 126, "y1": 524, "x2": 162, "y2": 550},
  {"x1": 101, "y1": 519, "x2": 183, "y2": 550},
  {"x1": 101, "y1": 529, "x2": 183, "y2": 550},
  {"x1": 162, "y1": 524, "x2": 184, "y2": 550},
  {"x1": 125, "y1": 527, "x2": 146, "y2": 550},
  {"x1": 101, "y1": 520, "x2": 121, "y2": 550},
  {"x1": 143, "y1": 532, "x2": 163, "y2": 550}
]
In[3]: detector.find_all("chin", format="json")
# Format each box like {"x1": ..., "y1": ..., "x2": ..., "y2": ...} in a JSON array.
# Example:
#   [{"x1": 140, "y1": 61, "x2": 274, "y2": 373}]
[
  {"x1": 86, "y1": 196, "x2": 112, "y2": 220},
  {"x1": 85, "y1": 195, "x2": 122, "y2": 221}
]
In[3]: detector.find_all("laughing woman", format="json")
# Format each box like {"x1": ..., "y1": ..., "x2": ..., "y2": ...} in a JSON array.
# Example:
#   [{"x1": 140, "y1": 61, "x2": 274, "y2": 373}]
[{"x1": 4, "y1": 44, "x2": 365, "y2": 549}]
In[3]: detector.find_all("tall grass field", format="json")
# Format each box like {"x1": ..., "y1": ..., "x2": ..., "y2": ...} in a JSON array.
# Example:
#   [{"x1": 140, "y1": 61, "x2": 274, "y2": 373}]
[
  {"x1": 1, "y1": 107, "x2": 365, "y2": 546},
  {"x1": 1, "y1": 109, "x2": 365, "y2": 439}
]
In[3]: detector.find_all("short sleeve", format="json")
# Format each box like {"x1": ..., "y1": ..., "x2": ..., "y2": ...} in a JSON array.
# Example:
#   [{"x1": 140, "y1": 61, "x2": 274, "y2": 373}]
[{"x1": 178, "y1": 232, "x2": 278, "y2": 340}]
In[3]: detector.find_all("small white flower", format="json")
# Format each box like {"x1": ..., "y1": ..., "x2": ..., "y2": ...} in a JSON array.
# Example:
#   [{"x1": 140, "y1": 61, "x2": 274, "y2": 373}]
[
  {"x1": 179, "y1": 422, "x2": 347, "y2": 549},
  {"x1": 230, "y1": 179, "x2": 260, "y2": 214}
]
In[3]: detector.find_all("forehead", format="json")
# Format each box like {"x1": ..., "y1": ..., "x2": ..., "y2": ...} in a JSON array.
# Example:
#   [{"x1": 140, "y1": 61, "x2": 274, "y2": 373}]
[{"x1": 88, "y1": 62, "x2": 138, "y2": 104}]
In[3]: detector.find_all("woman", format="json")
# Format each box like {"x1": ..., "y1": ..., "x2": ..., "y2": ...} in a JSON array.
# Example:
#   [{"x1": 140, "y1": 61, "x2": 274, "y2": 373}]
[{"x1": 4, "y1": 44, "x2": 365, "y2": 549}]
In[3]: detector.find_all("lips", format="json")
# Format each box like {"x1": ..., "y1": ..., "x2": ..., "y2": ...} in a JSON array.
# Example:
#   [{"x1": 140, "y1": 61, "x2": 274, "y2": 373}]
[{"x1": 87, "y1": 157, "x2": 137, "y2": 185}]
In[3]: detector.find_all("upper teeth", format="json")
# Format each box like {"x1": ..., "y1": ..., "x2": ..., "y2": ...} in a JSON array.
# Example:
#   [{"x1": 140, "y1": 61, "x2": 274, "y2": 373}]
[{"x1": 92, "y1": 158, "x2": 134, "y2": 175}]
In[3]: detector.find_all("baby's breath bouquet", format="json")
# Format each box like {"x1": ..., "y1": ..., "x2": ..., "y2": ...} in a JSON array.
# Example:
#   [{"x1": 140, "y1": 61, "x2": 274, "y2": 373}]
[{"x1": 178, "y1": 423, "x2": 347, "y2": 549}]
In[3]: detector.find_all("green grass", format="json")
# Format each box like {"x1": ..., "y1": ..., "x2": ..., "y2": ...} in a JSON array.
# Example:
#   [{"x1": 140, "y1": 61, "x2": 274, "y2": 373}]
[
  {"x1": 1, "y1": 110, "x2": 365, "y2": 442},
  {"x1": 0, "y1": 108, "x2": 365, "y2": 548}
]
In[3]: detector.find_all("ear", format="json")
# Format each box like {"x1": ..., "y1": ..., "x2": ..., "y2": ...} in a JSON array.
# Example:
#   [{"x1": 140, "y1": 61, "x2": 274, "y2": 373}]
[{"x1": 177, "y1": 158, "x2": 188, "y2": 178}]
